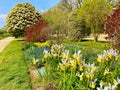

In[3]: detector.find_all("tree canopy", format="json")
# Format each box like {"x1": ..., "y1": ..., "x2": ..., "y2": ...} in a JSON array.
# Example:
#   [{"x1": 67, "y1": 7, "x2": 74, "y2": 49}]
[{"x1": 6, "y1": 2, "x2": 41, "y2": 37}]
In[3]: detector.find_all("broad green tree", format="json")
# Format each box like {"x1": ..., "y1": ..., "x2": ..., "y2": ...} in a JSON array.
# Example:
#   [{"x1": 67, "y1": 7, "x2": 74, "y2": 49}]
[
  {"x1": 77, "y1": 0, "x2": 113, "y2": 42},
  {"x1": 6, "y1": 2, "x2": 41, "y2": 37},
  {"x1": 43, "y1": 4, "x2": 68, "y2": 37}
]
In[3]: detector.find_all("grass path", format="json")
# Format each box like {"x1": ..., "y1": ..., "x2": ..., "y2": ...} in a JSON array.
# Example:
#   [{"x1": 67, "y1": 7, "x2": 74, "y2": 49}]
[
  {"x1": 0, "y1": 37, "x2": 14, "y2": 52},
  {"x1": 0, "y1": 40, "x2": 31, "y2": 90}
]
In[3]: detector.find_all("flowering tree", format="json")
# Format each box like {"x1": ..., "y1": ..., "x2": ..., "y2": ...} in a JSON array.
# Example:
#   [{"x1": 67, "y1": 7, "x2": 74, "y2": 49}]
[
  {"x1": 25, "y1": 19, "x2": 46, "y2": 42},
  {"x1": 6, "y1": 2, "x2": 41, "y2": 37},
  {"x1": 104, "y1": 5, "x2": 120, "y2": 50}
]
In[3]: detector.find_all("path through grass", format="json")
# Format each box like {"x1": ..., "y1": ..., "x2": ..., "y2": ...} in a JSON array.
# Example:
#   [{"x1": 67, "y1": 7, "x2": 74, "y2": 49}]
[{"x1": 0, "y1": 40, "x2": 31, "y2": 90}]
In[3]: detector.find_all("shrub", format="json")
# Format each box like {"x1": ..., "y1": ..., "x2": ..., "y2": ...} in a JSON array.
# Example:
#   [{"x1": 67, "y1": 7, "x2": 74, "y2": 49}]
[
  {"x1": 104, "y1": 5, "x2": 120, "y2": 51},
  {"x1": 25, "y1": 19, "x2": 47, "y2": 42}
]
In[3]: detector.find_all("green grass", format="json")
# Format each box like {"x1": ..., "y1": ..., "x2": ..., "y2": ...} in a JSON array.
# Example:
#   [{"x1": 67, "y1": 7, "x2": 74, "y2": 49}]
[
  {"x1": 0, "y1": 40, "x2": 31, "y2": 90},
  {"x1": 0, "y1": 34, "x2": 9, "y2": 40},
  {"x1": 63, "y1": 38, "x2": 109, "y2": 50}
]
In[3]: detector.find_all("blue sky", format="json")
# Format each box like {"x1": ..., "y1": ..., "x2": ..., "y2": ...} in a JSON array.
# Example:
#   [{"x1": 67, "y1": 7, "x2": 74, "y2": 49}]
[{"x1": 0, "y1": 0, "x2": 60, "y2": 29}]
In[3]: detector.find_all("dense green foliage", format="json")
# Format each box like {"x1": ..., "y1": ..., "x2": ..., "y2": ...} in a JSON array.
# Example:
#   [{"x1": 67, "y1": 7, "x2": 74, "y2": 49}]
[
  {"x1": 43, "y1": 0, "x2": 114, "y2": 42},
  {"x1": 0, "y1": 30, "x2": 9, "y2": 40},
  {"x1": 6, "y1": 2, "x2": 41, "y2": 38},
  {"x1": 0, "y1": 40, "x2": 31, "y2": 90}
]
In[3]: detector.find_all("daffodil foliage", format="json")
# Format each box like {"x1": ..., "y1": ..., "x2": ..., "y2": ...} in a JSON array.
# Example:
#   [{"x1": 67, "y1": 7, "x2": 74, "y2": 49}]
[
  {"x1": 43, "y1": 44, "x2": 120, "y2": 90},
  {"x1": 6, "y1": 2, "x2": 41, "y2": 37}
]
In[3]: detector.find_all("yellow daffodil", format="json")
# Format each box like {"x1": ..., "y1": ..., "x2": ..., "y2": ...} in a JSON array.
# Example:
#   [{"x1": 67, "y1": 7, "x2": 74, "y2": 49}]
[
  {"x1": 79, "y1": 67, "x2": 83, "y2": 71},
  {"x1": 65, "y1": 63, "x2": 70, "y2": 68},
  {"x1": 90, "y1": 79, "x2": 97, "y2": 89},
  {"x1": 33, "y1": 60, "x2": 36, "y2": 65},
  {"x1": 105, "y1": 57, "x2": 109, "y2": 61},
  {"x1": 60, "y1": 65, "x2": 65, "y2": 71},
  {"x1": 108, "y1": 54, "x2": 112, "y2": 59},
  {"x1": 76, "y1": 72, "x2": 84, "y2": 81},
  {"x1": 115, "y1": 56, "x2": 119, "y2": 60},
  {"x1": 85, "y1": 73, "x2": 90, "y2": 79},
  {"x1": 90, "y1": 74, "x2": 94, "y2": 79},
  {"x1": 66, "y1": 54, "x2": 70, "y2": 61},
  {"x1": 91, "y1": 66, "x2": 96, "y2": 71},
  {"x1": 90, "y1": 83, "x2": 96, "y2": 89},
  {"x1": 97, "y1": 58, "x2": 102, "y2": 63},
  {"x1": 58, "y1": 46, "x2": 61, "y2": 50},
  {"x1": 80, "y1": 77, "x2": 83, "y2": 81},
  {"x1": 103, "y1": 69, "x2": 111, "y2": 75},
  {"x1": 73, "y1": 54, "x2": 78, "y2": 59}
]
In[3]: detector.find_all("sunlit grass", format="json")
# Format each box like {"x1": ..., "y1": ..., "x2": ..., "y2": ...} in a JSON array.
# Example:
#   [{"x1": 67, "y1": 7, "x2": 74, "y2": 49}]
[{"x1": 0, "y1": 40, "x2": 31, "y2": 90}]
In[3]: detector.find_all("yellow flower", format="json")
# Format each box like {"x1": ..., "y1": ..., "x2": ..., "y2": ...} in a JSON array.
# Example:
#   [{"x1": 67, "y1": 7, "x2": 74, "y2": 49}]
[
  {"x1": 97, "y1": 58, "x2": 102, "y2": 63},
  {"x1": 33, "y1": 60, "x2": 36, "y2": 65},
  {"x1": 79, "y1": 67, "x2": 83, "y2": 71},
  {"x1": 103, "y1": 71, "x2": 107, "y2": 75},
  {"x1": 108, "y1": 54, "x2": 112, "y2": 59},
  {"x1": 90, "y1": 74, "x2": 94, "y2": 79},
  {"x1": 65, "y1": 63, "x2": 70, "y2": 68},
  {"x1": 85, "y1": 73, "x2": 90, "y2": 79},
  {"x1": 115, "y1": 56, "x2": 119, "y2": 60},
  {"x1": 90, "y1": 83, "x2": 96, "y2": 89},
  {"x1": 71, "y1": 61, "x2": 77, "y2": 69},
  {"x1": 105, "y1": 57, "x2": 109, "y2": 61},
  {"x1": 58, "y1": 46, "x2": 61, "y2": 50},
  {"x1": 73, "y1": 54, "x2": 78, "y2": 59},
  {"x1": 66, "y1": 54, "x2": 70, "y2": 61},
  {"x1": 103, "y1": 69, "x2": 111, "y2": 75},
  {"x1": 92, "y1": 66, "x2": 96, "y2": 71},
  {"x1": 80, "y1": 77, "x2": 83, "y2": 81},
  {"x1": 60, "y1": 65, "x2": 65, "y2": 71}
]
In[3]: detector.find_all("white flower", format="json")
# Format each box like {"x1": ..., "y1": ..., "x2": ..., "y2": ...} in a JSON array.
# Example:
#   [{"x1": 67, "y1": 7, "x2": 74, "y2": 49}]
[
  {"x1": 114, "y1": 77, "x2": 120, "y2": 86},
  {"x1": 104, "y1": 49, "x2": 119, "y2": 57},
  {"x1": 97, "y1": 81, "x2": 104, "y2": 90},
  {"x1": 98, "y1": 54, "x2": 105, "y2": 60},
  {"x1": 76, "y1": 72, "x2": 84, "y2": 77}
]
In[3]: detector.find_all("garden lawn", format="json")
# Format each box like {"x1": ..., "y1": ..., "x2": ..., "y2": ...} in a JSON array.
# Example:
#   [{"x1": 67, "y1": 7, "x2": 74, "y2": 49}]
[
  {"x1": 0, "y1": 40, "x2": 31, "y2": 90},
  {"x1": 0, "y1": 34, "x2": 9, "y2": 40},
  {"x1": 63, "y1": 38, "x2": 109, "y2": 50}
]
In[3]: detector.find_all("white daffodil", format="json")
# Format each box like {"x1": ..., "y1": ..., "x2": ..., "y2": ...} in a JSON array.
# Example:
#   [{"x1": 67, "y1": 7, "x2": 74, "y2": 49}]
[
  {"x1": 114, "y1": 77, "x2": 120, "y2": 86},
  {"x1": 97, "y1": 81, "x2": 104, "y2": 90},
  {"x1": 76, "y1": 72, "x2": 84, "y2": 81}
]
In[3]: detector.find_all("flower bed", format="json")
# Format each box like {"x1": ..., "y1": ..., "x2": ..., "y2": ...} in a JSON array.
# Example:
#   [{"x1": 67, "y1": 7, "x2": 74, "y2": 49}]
[
  {"x1": 42, "y1": 44, "x2": 120, "y2": 90},
  {"x1": 23, "y1": 42, "x2": 120, "y2": 90}
]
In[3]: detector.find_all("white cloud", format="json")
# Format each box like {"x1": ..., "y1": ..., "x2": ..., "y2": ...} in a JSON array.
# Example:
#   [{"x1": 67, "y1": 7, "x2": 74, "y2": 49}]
[
  {"x1": 39, "y1": 9, "x2": 48, "y2": 13},
  {"x1": 0, "y1": 14, "x2": 7, "y2": 28},
  {"x1": 0, "y1": 14, "x2": 7, "y2": 19}
]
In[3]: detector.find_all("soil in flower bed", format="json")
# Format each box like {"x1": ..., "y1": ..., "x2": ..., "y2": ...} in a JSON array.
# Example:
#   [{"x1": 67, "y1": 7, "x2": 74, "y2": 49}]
[{"x1": 29, "y1": 66, "x2": 45, "y2": 90}]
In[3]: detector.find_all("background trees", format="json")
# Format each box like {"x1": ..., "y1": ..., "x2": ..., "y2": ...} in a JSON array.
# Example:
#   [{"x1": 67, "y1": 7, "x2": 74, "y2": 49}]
[
  {"x1": 6, "y1": 2, "x2": 41, "y2": 38},
  {"x1": 43, "y1": 3, "x2": 68, "y2": 38},
  {"x1": 76, "y1": 0, "x2": 113, "y2": 42}
]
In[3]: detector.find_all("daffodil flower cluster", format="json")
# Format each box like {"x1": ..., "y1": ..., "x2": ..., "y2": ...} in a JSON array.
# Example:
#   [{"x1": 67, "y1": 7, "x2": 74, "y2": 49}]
[
  {"x1": 43, "y1": 45, "x2": 120, "y2": 89},
  {"x1": 59, "y1": 50, "x2": 83, "y2": 71},
  {"x1": 97, "y1": 77, "x2": 120, "y2": 90},
  {"x1": 97, "y1": 49, "x2": 119, "y2": 63},
  {"x1": 76, "y1": 63, "x2": 97, "y2": 89},
  {"x1": 59, "y1": 50, "x2": 98, "y2": 89},
  {"x1": 43, "y1": 44, "x2": 64, "y2": 59},
  {"x1": 51, "y1": 44, "x2": 64, "y2": 57}
]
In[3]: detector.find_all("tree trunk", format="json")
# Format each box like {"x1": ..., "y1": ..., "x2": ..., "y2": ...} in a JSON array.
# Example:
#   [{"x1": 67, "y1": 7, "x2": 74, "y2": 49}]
[{"x1": 93, "y1": 34, "x2": 98, "y2": 42}]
